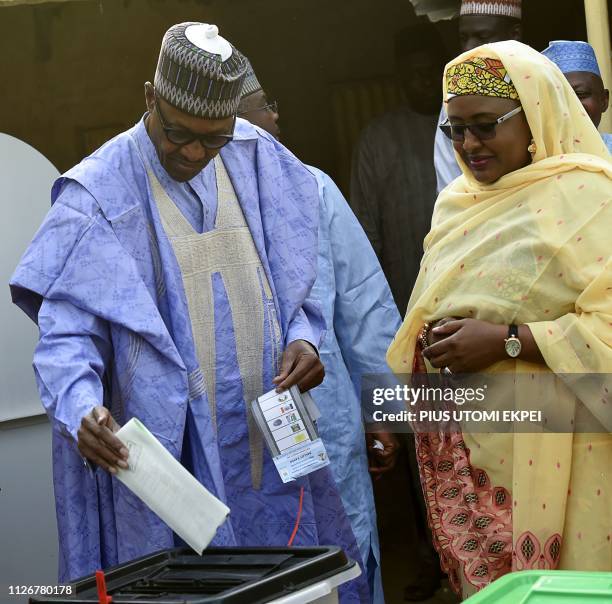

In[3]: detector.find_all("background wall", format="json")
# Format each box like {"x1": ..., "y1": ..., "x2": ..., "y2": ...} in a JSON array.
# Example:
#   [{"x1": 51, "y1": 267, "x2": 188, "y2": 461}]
[
  {"x1": 0, "y1": 417, "x2": 56, "y2": 604},
  {"x1": 1, "y1": 0, "x2": 420, "y2": 180},
  {"x1": 0, "y1": 134, "x2": 60, "y2": 601},
  {"x1": 0, "y1": 0, "x2": 594, "y2": 191}
]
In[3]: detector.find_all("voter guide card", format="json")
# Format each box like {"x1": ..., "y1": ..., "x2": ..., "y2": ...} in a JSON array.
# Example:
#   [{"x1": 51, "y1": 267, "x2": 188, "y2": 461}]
[{"x1": 251, "y1": 385, "x2": 329, "y2": 483}]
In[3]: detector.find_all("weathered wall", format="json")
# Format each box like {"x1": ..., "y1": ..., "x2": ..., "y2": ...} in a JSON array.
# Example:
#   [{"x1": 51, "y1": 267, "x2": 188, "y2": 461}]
[
  {"x1": 0, "y1": 0, "x2": 590, "y2": 183},
  {"x1": 0, "y1": 0, "x2": 419, "y2": 178}
]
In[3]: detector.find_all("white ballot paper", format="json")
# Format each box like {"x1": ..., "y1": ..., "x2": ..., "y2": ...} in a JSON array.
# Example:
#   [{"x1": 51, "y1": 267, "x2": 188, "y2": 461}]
[{"x1": 115, "y1": 418, "x2": 229, "y2": 554}]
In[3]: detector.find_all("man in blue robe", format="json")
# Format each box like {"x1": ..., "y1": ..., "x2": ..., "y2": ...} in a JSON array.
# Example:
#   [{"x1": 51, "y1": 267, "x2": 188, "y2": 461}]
[
  {"x1": 238, "y1": 61, "x2": 403, "y2": 604},
  {"x1": 542, "y1": 40, "x2": 612, "y2": 153},
  {"x1": 10, "y1": 22, "x2": 368, "y2": 602}
]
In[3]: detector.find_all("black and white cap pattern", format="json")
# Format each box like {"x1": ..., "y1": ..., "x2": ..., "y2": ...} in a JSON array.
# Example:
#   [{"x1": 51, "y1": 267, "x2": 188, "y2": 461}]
[
  {"x1": 154, "y1": 22, "x2": 248, "y2": 119},
  {"x1": 241, "y1": 59, "x2": 263, "y2": 98}
]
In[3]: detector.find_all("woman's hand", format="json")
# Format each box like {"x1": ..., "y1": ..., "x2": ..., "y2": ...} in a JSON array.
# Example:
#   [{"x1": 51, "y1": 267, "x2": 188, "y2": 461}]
[
  {"x1": 427, "y1": 316, "x2": 460, "y2": 346},
  {"x1": 423, "y1": 318, "x2": 506, "y2": 373}
]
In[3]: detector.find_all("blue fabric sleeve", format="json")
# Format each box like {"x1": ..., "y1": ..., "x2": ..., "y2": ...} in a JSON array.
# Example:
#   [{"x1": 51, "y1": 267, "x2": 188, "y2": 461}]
[
  {"x1": 10, "y1": 181, "x2": 100, "y2": 323},
  {"x1": 35, "y1": 298, "x2": 111, "y2": 442},
  {"x1": 13, "y1": 181, "x2": 114, "y2": 442},
  {"x1": 324, "y1": 172, "x2": 401, "y2": 378},
  {"x1": 285, "y1": 303, "x2": 323, "y2": 351}
]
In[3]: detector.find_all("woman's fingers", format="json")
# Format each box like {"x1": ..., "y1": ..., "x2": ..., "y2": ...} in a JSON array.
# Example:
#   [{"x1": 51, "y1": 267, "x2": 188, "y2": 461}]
[
  {"x1": 432, "y1": 318, "x2": 464, "y2": 336},
  {"x1": 423, "y1": 334, "x2": 456, "y2": 361},
  {"x1": 428, "y1": 352, "x2": 454, "y2": 369}
]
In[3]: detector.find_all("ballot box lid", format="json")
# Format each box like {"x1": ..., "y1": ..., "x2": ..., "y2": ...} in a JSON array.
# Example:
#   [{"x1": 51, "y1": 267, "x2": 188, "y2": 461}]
[
  {"x1": 463, "y1": 570, "x2": 612, "y2": 603},
  {"x1": 30, "y1": 546, "x2": 358, "y2": 603}
]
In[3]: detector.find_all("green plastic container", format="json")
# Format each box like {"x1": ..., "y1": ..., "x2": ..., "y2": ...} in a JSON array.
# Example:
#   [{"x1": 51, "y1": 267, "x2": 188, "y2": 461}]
[{"x1": 464, "y1": 571, "x2": 612, "y2": 603}]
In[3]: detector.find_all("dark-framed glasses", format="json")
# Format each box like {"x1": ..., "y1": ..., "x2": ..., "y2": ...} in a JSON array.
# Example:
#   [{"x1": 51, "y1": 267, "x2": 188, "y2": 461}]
[
  {"x1": 439, "y1": 105, "x2": 523, "y2": 142},
  {"x1": 154, "y1": 95, "x2": 235, "y2": 149},
  {"x1": 238, "y1": 100, "x2": 278, "y2": 116}
]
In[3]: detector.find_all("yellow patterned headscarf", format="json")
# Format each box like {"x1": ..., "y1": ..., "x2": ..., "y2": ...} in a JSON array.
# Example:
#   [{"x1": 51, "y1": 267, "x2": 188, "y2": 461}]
[{"x1": 446, "y1": 56, "x2": 519, "y2": 100}]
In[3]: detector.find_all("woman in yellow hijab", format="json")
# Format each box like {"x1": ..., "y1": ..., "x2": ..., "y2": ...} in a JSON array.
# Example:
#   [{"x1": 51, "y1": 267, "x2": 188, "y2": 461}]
[{"x1": 387, "y1": 41, "x2": 611, "y2": 598}]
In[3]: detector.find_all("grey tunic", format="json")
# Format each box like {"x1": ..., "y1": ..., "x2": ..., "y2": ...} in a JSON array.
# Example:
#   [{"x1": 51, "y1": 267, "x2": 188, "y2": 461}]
[{"x1": 350, "y1": 107, "x2": 438, "y2": 313}]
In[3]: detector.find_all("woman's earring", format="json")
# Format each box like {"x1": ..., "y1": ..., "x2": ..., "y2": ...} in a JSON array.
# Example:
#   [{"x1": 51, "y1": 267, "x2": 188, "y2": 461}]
[{"x1": 527, "y1": 139, "x2": 537, "y2": 155}]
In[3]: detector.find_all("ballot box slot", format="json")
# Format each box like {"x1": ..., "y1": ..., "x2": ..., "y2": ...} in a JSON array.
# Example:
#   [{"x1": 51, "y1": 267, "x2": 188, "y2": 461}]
[
  {"x1": 121, "y1": 576, "x2": 245, "y2": 595},
  {"x1": 171, "y1": 553, "x2": 293, "y2": 567},
  {"x1": 110, "y1": 553, "x2": 296, "y2": 597}
]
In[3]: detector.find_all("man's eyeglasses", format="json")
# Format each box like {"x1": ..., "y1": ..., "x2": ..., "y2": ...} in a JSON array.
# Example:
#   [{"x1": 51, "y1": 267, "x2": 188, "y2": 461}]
[
  {"x1": 154, "y1": 96, "x2": 235, "y2": 149},
  {"x1": 439, "y1": 105, "x2": 523, "y2": 143},
  {"x1": 238, "y1": 100, "x2": 279, "y2": 116}
]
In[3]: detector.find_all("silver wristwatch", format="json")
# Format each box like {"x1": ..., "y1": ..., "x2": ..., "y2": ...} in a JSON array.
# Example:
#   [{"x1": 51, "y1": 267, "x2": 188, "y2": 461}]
[{"x1": 504, "y1": 324, "x2": 522, "y2": 358}]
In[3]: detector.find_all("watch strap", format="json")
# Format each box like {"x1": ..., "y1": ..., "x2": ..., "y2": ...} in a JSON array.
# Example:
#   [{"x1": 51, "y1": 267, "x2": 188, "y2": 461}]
[{"x1": 508, "y1": 324, "x2": 519, "y2": 339}]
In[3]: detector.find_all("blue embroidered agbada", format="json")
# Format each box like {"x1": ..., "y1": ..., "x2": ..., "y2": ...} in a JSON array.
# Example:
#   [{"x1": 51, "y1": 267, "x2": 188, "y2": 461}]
[
  {"x1": 10, "y1": 118, "x2": 369, "y2": 602},
  {"x1": 308, "y1": 166, "x2": 402, "y2": 604}
]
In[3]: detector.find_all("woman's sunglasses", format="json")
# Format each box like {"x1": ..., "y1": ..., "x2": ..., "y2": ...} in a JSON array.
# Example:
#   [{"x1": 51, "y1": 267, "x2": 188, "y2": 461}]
[{"x1": 439, "y1": 105, "x2": 523, "y2": 143}]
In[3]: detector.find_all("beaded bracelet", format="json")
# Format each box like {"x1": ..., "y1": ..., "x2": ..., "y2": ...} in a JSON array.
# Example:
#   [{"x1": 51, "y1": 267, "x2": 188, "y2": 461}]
[{"x1": 418, "y1": 322, "x2": 431, "y2": 350}]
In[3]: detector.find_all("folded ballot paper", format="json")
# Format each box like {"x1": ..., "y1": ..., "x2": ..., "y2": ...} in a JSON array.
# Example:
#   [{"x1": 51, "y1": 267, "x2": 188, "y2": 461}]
[{"x1": 115, "y1": 418, "x2": 229, "y2": 554}]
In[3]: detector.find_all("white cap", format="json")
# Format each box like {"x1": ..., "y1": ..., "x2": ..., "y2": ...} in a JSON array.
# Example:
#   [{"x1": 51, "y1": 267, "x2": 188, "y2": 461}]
[{"x1": 185, "y1": 23, "x2": 233, "y2": 61}]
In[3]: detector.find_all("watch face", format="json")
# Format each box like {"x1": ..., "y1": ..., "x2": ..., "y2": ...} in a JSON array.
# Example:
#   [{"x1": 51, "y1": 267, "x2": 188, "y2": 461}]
[{"x1": 505, "y1": 337, "x2": 521, "y2": 358}]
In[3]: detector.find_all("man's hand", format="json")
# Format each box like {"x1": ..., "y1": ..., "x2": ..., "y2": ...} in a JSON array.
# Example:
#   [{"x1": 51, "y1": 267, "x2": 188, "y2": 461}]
[
  {"x1": 423, "y1": 318, "x2": 506, "y2": 373},
  {"x1": 366, "y1": 430, "x2": 400, "y2": 479},
  {"x1": 77, "y1": 406, "x2": 129, "y2": 474},
  {"x1": 273, "y1": 340, "x2": 324, "y2": 392}
]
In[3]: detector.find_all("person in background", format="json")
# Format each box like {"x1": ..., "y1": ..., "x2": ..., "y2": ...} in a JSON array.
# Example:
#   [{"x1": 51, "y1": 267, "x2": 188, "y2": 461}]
[
  {"x1": 542, "y1": 40, "x2": 612, "y2": 153},
  {"x1": 10, "y1": 23, "x2": 369, "y2": 602},
  {"x1": 351, "y1": 21, "x2": 453, "y2": 601},
  {"x1": 238, "y1": 59, "x2": 402, "y2": 604},
  {"x1": 350, "y1": 21, "x2": 446, "y2": 315},
  {"x1": 435, "y1": 0, "x2": 522, "y2": 193}
]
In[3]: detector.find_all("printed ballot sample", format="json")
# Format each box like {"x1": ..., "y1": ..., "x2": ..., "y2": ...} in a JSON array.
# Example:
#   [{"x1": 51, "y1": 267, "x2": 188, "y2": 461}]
[
  {"x1": 115, "y1": 418, "x2": 229, "y2": 554},
  {"x1": 251, "y1": 386, "x2": 330, "y2": 483},
  {"x1": 258, "y1": 390, "x2": 312, "y2": 452}
]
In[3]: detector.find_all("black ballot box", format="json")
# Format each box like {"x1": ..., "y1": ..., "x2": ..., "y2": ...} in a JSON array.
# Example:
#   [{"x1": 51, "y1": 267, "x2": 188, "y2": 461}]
[{"x1": 30, "y1": 546, "x2": 361, "y2": 604}]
